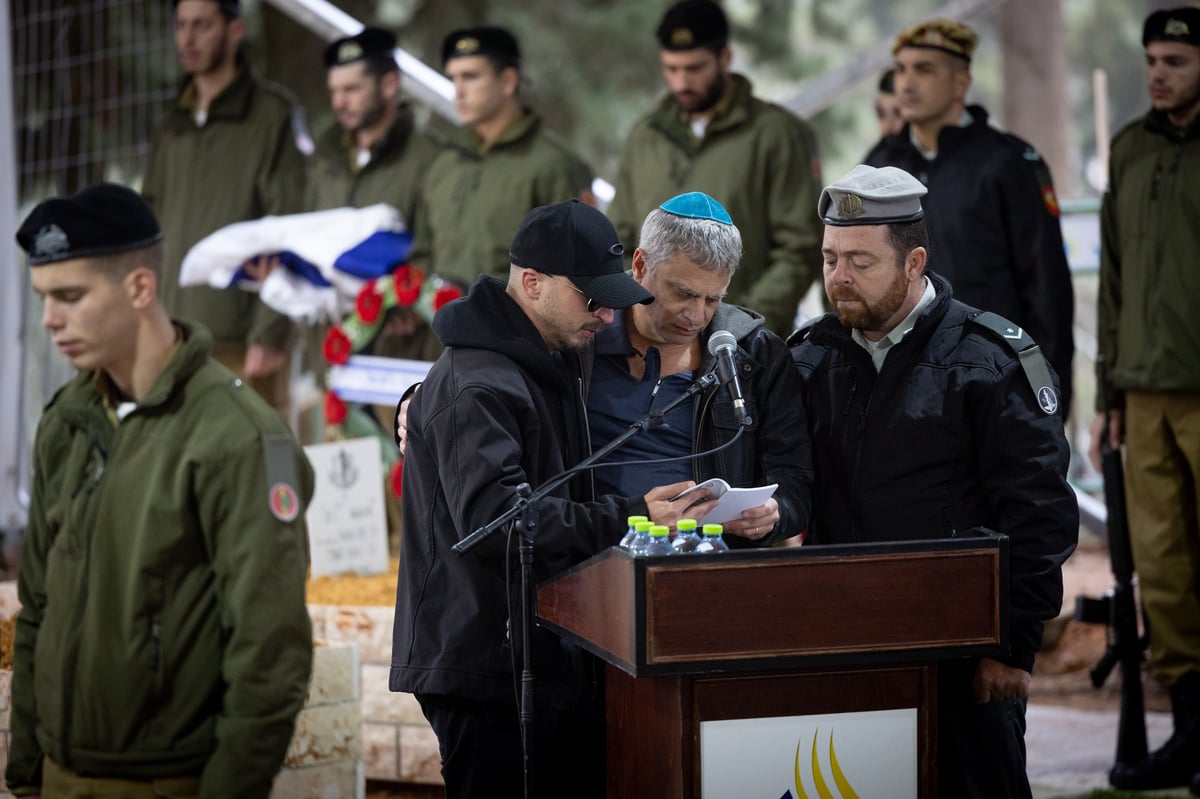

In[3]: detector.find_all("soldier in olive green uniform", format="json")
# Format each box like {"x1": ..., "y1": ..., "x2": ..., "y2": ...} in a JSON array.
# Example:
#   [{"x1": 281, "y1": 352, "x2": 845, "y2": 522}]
[
  {"x1": 1094, "y1": 8, "x2": 1200, "y2": 794},
  {"x1": 608, "y1": 0, "x2": 823, "y2": 336},
  {"x1": 143, "y1": 0, "x2": 306, "y2": 414},
  {"x1": 308, "y1": 27, "x2": 444, "y2": 363},
  {"x1": 408, "y1": 26, "x2": 588, "y2": 286},
  {"x1": 7, "y1": 184, "x2": 314, "y2": 799}
]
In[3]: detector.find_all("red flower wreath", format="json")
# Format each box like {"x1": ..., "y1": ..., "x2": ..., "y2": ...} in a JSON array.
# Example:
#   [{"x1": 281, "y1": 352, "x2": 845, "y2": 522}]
[
  {"x1": 355, "y1": 279, "x2": 384, "y2": 323},
  {"x1": 323, "y1": 325, "x2": 353, "y2": 365}
]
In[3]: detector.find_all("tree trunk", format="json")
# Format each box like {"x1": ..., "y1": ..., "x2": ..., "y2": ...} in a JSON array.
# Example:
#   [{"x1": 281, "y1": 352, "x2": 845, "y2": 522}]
[{"x1": 1001, "y1": 0, "x2": 1072, "y2": 195}]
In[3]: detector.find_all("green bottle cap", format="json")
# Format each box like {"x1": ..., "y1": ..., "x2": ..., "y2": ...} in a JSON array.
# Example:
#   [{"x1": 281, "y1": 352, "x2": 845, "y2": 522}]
[
  {"x1": 627, "y1": 515, "x2": 649, "y2": 526},
  {"x1": 650, "y1": 525, "x2": 671, "y2": 538},
  {"x1": 635, "y1": 520, "x2": 654, "y2": 532},
  {"x1": 702, "y1": 523, "x2": 724, "y2": 535},
  {"x1": 677, "y1": 519, "x2": 697, "y2": 532}
]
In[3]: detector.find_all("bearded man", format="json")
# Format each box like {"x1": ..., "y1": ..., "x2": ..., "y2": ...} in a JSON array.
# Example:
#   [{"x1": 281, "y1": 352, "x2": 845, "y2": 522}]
[
  {"x1": 789, "y1": 164, "x2": 1078, "y2": 799},
  {"x1": 608, "y1": 0, "x2": 823, "y2": 337}
]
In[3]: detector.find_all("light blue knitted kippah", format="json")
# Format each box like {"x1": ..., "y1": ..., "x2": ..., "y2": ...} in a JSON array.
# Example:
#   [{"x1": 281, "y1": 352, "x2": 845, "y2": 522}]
[{"x1": 659, "y1": 191, "x2": 733, "y2": 225}]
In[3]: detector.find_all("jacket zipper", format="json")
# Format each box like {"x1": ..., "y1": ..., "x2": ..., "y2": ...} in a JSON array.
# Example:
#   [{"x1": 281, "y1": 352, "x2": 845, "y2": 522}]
[{"x1": 60, "y1": 428, "x2": 114, "y2": 767}]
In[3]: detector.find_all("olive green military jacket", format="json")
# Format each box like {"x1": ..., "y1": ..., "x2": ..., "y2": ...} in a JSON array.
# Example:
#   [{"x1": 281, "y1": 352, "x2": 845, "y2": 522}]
[
  {"x1": 608, "y1": 74, "x2": 822, "y2": 336},
  {"x1": 1098, "y1": 111, "x2": 1200, "y2": 408},
  {"x1": 306, "y1": 103, "x2": 441, "y2": 224},
  {"x1": 7, "y1": 323, "x2": 314, "y2": 799},
  {"x1": 408, "y1": 110, "x2": 583, "y2": 286},
  {"x1": 306, "y1": 106, "x2": 445, "y2": 363},
  {"x1": 143, "y1": 67, "x2": 306, "y2": 353}
]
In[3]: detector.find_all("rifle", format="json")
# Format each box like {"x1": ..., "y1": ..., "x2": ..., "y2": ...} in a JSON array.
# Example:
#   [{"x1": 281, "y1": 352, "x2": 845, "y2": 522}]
[{"x1": 1074, "y1": 358, "x2": 1148, "y2": 771}]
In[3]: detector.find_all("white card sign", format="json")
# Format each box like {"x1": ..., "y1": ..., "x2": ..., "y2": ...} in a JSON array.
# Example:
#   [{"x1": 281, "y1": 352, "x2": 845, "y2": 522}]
[{"x1": 303, "y1": 437, "x2": 390, "y2": 577}]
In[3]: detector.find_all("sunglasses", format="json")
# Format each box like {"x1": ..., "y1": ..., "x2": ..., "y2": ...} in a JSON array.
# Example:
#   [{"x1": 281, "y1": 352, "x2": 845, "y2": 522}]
[{"x1": 543, "y1": 273, "x2": 602, "y2": 313}]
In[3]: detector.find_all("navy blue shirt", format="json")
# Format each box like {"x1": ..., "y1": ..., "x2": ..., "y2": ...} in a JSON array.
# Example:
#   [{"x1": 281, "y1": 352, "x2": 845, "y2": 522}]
[{"x1": 589, "y1": 310, "x2": 693, "y2": 497}]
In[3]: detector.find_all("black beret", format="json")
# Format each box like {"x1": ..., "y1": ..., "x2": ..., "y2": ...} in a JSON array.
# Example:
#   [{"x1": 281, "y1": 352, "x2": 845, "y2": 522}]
[
  {"x1": 441, "y1": 26, "x2": 521, "y2": 68},
  {"x1": 324, "y1": 27, "x2": 397, "y2": 69},
  {"x1": 1144, "y1": 7, "x2": 1200, "y2": 47},
  {"x1": 172, "y1": 0, "x2": 239, "y2": 18},
  {"x1": 17, "y1": 183, "x2": 163, "y2": 266},
  {"x1": 656, "y1": 0, "x2": 729, "y2": 51}
]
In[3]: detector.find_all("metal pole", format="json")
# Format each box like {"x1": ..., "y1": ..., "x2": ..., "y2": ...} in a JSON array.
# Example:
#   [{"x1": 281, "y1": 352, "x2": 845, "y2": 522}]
[{"x1": 0, "y1": 0, "x2": 29, "y2": 547}]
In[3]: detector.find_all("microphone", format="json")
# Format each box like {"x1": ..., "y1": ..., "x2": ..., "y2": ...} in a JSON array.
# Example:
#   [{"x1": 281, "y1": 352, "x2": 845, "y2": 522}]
[{"x1": 707, "y1": 330, "x2": 750, "y2": 426}]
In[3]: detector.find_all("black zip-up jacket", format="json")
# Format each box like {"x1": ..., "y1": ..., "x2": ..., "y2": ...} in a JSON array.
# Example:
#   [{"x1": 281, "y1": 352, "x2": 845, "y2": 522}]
[
  {"x1": 789, "y1": 272, "x2": 1078, "y2": 671},
  {"x1": 864, "y1": 106, "x2": 1075, "y2": 413},
  {"x1": 390, "y1": 276, "x2": 636, "y2": 707}
]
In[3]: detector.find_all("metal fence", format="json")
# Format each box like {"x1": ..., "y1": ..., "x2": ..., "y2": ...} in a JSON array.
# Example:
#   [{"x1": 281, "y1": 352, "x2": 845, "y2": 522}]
[{"x1": 1, "y1": 1, "x2": 178, "y2": 552}]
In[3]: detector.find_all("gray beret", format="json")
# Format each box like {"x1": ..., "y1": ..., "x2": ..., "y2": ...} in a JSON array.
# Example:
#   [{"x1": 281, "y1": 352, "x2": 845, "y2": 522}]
[{"x1": 818, "y1": 164, "x2": 927, "y2": 227}]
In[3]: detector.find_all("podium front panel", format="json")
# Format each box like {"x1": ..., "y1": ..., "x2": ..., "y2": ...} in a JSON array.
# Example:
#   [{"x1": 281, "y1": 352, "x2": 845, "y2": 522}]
[
  {"x1": 538, "y1": 538, "x2": 1006, "y2": 677},
  {"x1": 606, "y1": 663, "x2": 937, "y2": 799}
]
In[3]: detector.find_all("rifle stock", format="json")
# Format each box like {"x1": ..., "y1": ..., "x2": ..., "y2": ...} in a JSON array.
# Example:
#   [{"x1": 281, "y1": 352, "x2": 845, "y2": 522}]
[{"x1": 1076, "y1": 359, "x2": 1148, "y2": 769}]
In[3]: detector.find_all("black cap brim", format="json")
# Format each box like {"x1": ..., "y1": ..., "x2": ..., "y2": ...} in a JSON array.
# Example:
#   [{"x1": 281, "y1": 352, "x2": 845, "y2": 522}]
[{"x1": 572, "y1": 271, "x2": 654, "y2": 309}]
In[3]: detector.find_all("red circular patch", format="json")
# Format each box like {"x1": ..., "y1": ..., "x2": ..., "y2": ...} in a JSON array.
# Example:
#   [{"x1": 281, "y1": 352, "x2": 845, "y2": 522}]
[{"x1": 269, "y1": 482, "x2": 300, "y2": 522}]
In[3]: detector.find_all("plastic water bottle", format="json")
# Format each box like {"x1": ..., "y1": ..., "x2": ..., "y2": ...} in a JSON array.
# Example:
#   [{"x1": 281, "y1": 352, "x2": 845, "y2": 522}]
[
  {"x1": 645, "y1": 524, "x2": 676, "y2": 556},
  {"x1": 627, "y1": 520, "x2": 654, "y2": 556},
  {"x1": 695, "y1": 523, "x2": 730, "y2": 553},
  {"x1": 619, "y1": 515, "x2": 649, "y2": 550},
  {"x1": 671, "y1": 518, "x2": 701, "y2": 553}
]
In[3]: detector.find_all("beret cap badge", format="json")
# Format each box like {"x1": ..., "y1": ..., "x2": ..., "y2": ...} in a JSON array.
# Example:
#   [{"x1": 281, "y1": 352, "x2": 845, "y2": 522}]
[
  {"x1": 34, "y1": 224, "x2": 70, "y2": 259},
  {"x1": 670, "y1": 28, "x2": 695, "y2": 48},
  {"x1": 337, "y1": 41, "x2": 363, "y2": 63},
  {"x1": 837, "y1": 194, "x2": 866, "y2": 220},
  {"x1": 1165, "y1": 18, "x2": 1191, "y2": 36},
  {"x1": 455, "y1": 37, "x2": 480, "y2": 54}
]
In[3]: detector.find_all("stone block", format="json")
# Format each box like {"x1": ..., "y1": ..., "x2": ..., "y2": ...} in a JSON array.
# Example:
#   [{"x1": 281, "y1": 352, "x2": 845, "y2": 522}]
[
  {"x1": 361, "y1": 722, "x2": 399, "y2": 781},
  {"x1": 270, "y1": 757, "x2": 362, "y2": 799},
  {"x1": 307, "y1": 642, "x2": 359, "y2": 706},
  {"x1": 360, "y1": 666, "x2": 424, "y2": 724},
  {"x1": 0, "y1": 670, "x2": 10, "y2": 730},
  {"x1": 399, "y1": 724, "x2": 443, "y2": 785},
  {"x1": 285, "y1": 701, "x2": 361, "y2": 768},
  {"x1": 324, "y1": 606, "x2": 393, "y2": 664},
  {"x1": 307, "y1": 604, "x2": 327, "y2": 642},
  {"x1": 0, "y1": 583, "x2": 19, "y2": 620}
]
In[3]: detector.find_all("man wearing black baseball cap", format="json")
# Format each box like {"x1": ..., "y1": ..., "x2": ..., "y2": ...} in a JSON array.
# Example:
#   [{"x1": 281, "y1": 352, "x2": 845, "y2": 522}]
[
  {"x1": 7, "y1": 184, "x2": 314, "y2": 797},
  {"x1": 391, "y1": 200, "x2": 719, "y2": 796},
  {"x1": 1095, "y1": 7, "x2": 1200, "y2": 794},
  {"x1": 408, "y1": 26, "x2": 594, "y2": 290}
]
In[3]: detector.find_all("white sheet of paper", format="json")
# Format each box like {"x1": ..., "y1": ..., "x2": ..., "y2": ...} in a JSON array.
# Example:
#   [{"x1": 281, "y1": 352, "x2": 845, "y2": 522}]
[
  {"x1": 303, "y1": 437, "x2": 390, "y2": 577},
  {"x1": 675, "y1": 478, "x2": 779, "y2": 525}
]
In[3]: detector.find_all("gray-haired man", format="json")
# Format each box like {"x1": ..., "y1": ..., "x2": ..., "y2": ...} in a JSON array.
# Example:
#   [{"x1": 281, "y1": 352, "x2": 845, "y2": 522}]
[{"x1": 588, "y1": 191, "x2": 814, "y2": 545}]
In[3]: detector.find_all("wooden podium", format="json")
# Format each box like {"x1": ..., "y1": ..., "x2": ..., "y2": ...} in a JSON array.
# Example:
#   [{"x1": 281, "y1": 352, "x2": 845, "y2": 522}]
[{"x1": 537, "y1": 535, "x2": 1007, "y2": 799}]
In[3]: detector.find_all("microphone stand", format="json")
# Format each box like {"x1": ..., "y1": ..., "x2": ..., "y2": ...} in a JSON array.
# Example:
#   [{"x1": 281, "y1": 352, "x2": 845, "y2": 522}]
[{"x1": 451, "y1": 371, "x2": 718, "y2": 798}]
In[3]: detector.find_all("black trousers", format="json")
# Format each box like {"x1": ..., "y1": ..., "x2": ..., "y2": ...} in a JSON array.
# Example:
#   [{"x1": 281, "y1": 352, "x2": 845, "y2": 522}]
[
  {"x1": 417, "y1": 693, "x2": 605, "y2": 799},
  {"x1": 937, "y1": 663, "x2": 1033, "y2": 799}
]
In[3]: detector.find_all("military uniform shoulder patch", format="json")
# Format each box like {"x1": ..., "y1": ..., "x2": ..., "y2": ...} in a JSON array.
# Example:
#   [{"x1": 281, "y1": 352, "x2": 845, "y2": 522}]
[
  {"x1": 968, "y1": 311, "x2": 1060, "y2": 415},
  {"x1": 269, "y1": 483, "x2": 300, "y2": 522},
  {"x1": 263, "y1": 433, "x2": 302, "y2": 522}
]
